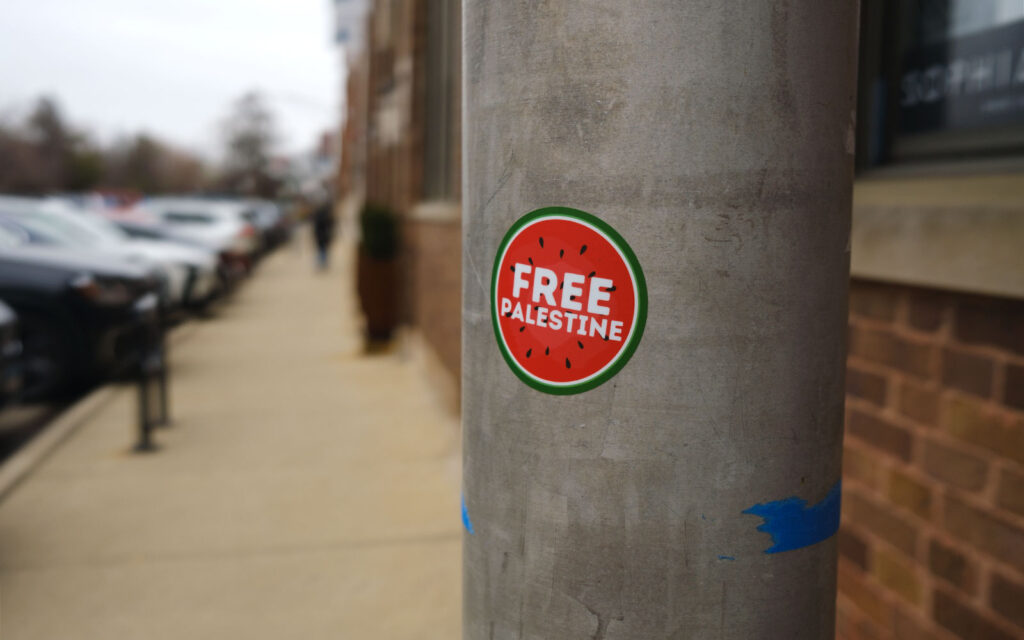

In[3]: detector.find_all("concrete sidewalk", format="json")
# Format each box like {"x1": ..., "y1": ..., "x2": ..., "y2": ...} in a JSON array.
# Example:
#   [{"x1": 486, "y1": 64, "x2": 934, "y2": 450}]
[{"x1": 0, "y1": 236, "x2": 462, "y2": 639}]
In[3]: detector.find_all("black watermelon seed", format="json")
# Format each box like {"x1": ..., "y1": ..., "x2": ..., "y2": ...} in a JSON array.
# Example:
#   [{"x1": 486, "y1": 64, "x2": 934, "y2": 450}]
[
  {"x1": 565, "y1": 358, "x2": 571, "y2": 369},
  {"x1": 580, "y1": 244, "x2": 588, "y2": 255},
  {"x1": 607, "y1": 285, "x2": 617, "y2": 292},
  {"x1": 509, "y1": 265, "x2": 514, "y2": 272},
  {"x1": 559, "y1": 281, "x2": 564, "y2": 290},
  {"x1": 569, "y1": 295, "x2": 576, "y2": 301},
  {"x1": 504, "y1": 312, "x2": 512, "y2": 318},
  {"x1": 559, "y1": 249, "x2": 564, "y2": 258},
  {"x1": 545, "y1": 347, "x2": 550, "y2": 356},
  {"x1": 519, "y1": 326, "x2": 525, "y2": 332},
  {"x1": 588, "y1": 271, "x2": 596, "y2": 278},
  {"x1": 602, "y1": 334, "x2": 609, "y2": 341},
  {"x1": 577, "y1": 340, "x2": 584, "y2": 349},
  {"x1": 528, "y1": 257, "x2": 533, "y2": 265},
  {"x1": 539, "y1": 237, "x2": 544, "y2": 248},
  {"x1": 526, "y1": 349, "x2": 532, "y2": 358}
]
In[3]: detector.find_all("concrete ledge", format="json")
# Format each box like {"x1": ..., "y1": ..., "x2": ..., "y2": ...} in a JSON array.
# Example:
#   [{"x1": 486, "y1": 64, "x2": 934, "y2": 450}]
[
  {"x1": 409, "y1": 201, "x2": 460, "y2": 224},
  {"x1": 0, "y1": 385, "x2": 118, "y2": 503},
  {"x1": 850, "y1": 203, "x2": 1024, "y2": 300},
  {"x1": 854, "y1": 172, "x2": 1024, "y2": 207}
]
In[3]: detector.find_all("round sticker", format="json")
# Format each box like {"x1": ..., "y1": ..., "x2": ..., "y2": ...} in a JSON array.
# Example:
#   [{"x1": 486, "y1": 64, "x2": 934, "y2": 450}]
[{"x1": 491, "y1": 207, "x2": 647, "y2": 395}]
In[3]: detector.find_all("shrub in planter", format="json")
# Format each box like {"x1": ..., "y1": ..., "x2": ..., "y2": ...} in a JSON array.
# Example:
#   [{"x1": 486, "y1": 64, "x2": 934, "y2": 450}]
[{"x1": 356, "y1": 203, "x2": 400, "y2": 340}]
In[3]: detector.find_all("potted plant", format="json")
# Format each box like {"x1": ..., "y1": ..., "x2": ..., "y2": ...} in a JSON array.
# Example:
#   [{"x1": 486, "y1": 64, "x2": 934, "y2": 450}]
[{"x1": 356, "y1": 203, "x2": 400, "y2": 341}]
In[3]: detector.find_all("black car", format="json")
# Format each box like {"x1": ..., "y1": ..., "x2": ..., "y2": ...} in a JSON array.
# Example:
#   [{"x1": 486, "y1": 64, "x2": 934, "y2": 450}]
[
  {"x1": 0, "y1": 242, "x2": 161, "y2": 398},
  {"x1": 0, "y1": 300, "x2": 21, "y2": 408}
]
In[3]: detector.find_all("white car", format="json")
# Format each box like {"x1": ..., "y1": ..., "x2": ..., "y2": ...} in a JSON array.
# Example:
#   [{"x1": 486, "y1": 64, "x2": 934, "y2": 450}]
[
  {"x1": 140, "y1": 198, "x2": 260, "y2": 266},
  {"x1": 1, "y1": 197, "x2": 219, "y2": 309}
]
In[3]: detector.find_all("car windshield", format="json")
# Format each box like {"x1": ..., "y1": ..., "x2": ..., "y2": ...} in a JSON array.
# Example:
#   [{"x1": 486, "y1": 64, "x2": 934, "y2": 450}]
[{"x1": 16, "y1": 210, "x2": 114, "y2": 248}]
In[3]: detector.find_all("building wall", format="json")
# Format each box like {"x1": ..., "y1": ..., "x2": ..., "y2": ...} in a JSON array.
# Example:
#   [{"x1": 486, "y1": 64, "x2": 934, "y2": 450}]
[
  {"x1": 837, "y1": 280, "x2": 1024, "y2": 640},
  {"x1": 338, "y1": 47, "x2": 367, "y2": 200},
  {"x1": 364, "y1": 0, "x2": 421, "y2": 216},
  {"x1": 406, "y1": 0, "x2": 460, "y2": 378},
  {"x1": 406, "y1": 213, "x2": 461, "y2": 379}
]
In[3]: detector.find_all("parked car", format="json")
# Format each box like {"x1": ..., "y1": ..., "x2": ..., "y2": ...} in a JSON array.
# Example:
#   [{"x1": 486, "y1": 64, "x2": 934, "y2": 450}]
[
  {"x1": 0, "y1": 300, "x2": 22, "y2": 408},
  {"x1": 88, "y1": 205, "x2": 210, "y2": 249},
  {"x1": 0, "y1": 226, "x2": 161, "y2": 398},
  {"x1": 141, "y1": 197, "x2": 260, "y2": 274},
  {"x1": 44, "y1": 199, "x2": 221, "y2": 309},
  {"x1": 245, "y1": 199, "x2": 292, "y2": 252},
  {"x1": 97, "y1": 207, "x2": 247, "y2": 294},
  {"x1": 0, "y1": 197, "x2": 218, "y2": 311}
]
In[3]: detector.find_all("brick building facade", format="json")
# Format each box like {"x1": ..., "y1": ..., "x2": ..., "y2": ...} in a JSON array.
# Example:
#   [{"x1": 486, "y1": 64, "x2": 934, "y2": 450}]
[
  {"x1": 838, "y1": 281, "x2": 1024, "y2": 639},
  {"x1": 342, "y1": 0, "x2": 462, "y2": 384},
  {"x1": 340, "y1": 2, "x2": 1024, "y2": 637}
]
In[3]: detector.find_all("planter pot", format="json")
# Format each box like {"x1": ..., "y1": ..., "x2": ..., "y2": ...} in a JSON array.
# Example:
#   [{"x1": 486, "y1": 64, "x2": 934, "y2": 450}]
[{"x1": 356, "y1": 246, "x2": 399, "y2": 340}]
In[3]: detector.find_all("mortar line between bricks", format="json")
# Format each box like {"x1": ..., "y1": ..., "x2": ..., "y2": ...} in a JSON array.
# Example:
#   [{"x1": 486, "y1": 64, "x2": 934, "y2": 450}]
[
  {"x1": 845, "y1": 355, "x2": 936, "y2": 387},
  {"x1": 0, "y1": 530, "x2": 461, "y2": 574},
  {"x1": 848, "y1": 385, "x2": 1024, "y2": 471},
  {"x1": 935, "y1": 490, "x2": 1024, "y2": 584},
  {"x1": 846, "y1": 394, "x2": 930, "y2": 434},
  {"x1": 894, "y1": 459, "x2": 1024, "y2": 543},
  {"x1": 930, "y1": 404, "x2": 1024, "y2": 471},
  {"x1": 845, "y1": 406, "x2": 994, "y2": 488},
  {"x1": 944, "y1": 339, "x2": 1024, "y2": 366}
]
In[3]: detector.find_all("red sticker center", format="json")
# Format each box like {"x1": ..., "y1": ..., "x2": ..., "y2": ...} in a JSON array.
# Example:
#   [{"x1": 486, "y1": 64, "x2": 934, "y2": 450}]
[{"x1": 492, "y1": 208, "x2": 646, "y2": 394}]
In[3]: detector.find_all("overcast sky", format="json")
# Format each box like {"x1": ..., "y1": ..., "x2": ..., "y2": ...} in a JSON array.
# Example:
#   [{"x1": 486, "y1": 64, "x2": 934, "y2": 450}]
[{"x1": 0, "y1": 0, "x2": 343, "y2": 159}]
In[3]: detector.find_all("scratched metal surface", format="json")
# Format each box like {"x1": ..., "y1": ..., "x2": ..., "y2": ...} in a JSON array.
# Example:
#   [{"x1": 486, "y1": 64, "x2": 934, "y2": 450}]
[{"x1": 461, "y1": 1, "x2": 859, "y2": 637}]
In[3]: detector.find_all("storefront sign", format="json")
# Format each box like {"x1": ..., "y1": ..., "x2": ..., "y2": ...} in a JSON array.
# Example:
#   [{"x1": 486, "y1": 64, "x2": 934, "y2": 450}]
[{"x1": 900, "y1": 18, "x2": 1024, "y2": 134}]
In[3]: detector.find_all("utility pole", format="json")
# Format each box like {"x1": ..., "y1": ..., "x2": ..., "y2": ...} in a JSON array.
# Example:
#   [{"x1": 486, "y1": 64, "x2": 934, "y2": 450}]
[{"x1": 462, "y1": 2, "x2": 859, "y2": 638}]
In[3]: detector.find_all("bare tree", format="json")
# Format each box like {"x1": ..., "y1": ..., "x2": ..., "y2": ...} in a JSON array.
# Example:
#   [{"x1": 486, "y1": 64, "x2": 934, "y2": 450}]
[
  {"x1": 0, "y1": 97, "x2": 72, "y2": 193},
  {"x1": 26, "y1": 97, "x2": 70, "y2": 189},
  {"x1": 221, "y1": 91, "x2": 280, "y2": 197},
  {"x1": 0, "y1": 94, "x2": 210, "y2": 195}
]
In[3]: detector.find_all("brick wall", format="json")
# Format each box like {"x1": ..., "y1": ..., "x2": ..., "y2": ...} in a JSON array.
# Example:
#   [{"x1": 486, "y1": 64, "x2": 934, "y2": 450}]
[
  {"x1": 405, "y1": 217, "x2": 462, "y2": 381},
  {"x1": 838, "y1": 280, "x2": 1024, "y2": 640}
]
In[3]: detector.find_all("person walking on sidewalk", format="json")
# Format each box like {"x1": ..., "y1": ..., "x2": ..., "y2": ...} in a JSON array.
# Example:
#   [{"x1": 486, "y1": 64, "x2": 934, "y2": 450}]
[{"x1": 311, "y1": 198, "x2": 336, "y2": 270}]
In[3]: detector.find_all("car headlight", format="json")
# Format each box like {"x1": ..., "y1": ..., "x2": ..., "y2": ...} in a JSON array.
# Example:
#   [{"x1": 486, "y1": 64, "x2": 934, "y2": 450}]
[{"x1": 69, "y1": 273, "x2": 135, "y2": 307}]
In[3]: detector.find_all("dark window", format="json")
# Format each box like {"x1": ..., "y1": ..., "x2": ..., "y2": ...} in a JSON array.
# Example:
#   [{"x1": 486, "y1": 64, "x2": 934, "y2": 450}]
[{"x1": 857, "y1": 0, "x2": 1024, "y2": 169}]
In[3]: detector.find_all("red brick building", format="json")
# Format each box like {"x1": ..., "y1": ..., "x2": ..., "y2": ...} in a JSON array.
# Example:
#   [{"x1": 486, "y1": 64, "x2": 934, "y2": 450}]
[
  {"x1": 839, "y1": 278, "x2": 1024, "y2": 639},
  {"x1": 341, "y1": 0, "x2": 462, "y2": 393},
  {"x1": 340, "y1": 2, "x2": 1024, "y2": 637}
]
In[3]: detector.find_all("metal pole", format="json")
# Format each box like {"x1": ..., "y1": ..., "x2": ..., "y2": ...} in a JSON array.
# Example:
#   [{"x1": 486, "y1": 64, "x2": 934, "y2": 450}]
[
  {"x1": 462, "y1": 2, "x2": 858, "y2": 638},
  {"x1": 156, "y1": 329, "x2": 170, "y2": 427},
  {"x1": 134, "y1": 363, "x2": 155, "y2": 453}
]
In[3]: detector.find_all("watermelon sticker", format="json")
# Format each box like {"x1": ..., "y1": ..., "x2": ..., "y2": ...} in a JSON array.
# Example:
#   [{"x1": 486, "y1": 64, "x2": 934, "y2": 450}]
[{"x1": 491, "y1": 207, "x2": 647, "y2": 395}]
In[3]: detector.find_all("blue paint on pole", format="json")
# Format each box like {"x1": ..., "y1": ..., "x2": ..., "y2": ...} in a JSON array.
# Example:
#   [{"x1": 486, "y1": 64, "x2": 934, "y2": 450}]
[
  {"x1": 717, "y1": 555, "x2": 735, "y2": 561},
  {"x1": 461, "y1": 494, "x2": 475, "y2": 535},
  {"x1": 742, "y1": 481, "x2": 841, "y2": 554}
]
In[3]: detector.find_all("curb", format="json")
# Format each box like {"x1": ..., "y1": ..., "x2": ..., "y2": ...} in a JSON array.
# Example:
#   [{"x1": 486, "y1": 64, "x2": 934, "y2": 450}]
[
  {"x1": 0, "y1": 314, "x2": 202, "y2": 503},
  {"x1": 0, "y1": 384, "x2": 118, "y2": 503}
]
